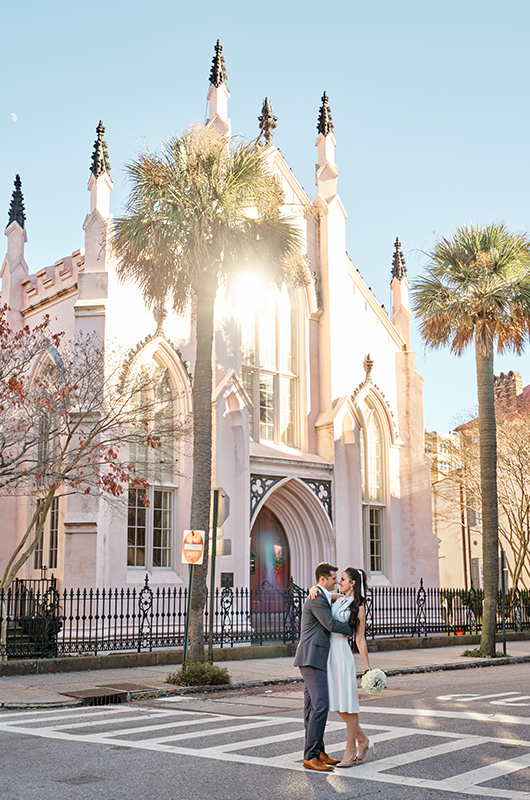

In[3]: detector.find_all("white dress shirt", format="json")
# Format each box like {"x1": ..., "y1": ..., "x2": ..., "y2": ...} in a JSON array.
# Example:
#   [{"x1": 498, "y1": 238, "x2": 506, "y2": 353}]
[{"x1": 319, "y1": 586, "x2": 332, "y2": 605}]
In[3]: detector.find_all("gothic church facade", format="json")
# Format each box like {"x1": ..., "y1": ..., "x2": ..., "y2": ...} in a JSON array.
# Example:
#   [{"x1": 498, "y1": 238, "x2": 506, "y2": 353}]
[{"x1": 0, "y1": 43, "x2": 438, "y2": 592}]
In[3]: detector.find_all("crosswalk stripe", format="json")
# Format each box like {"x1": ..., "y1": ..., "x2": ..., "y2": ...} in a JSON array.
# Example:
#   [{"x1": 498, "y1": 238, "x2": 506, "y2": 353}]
[
  {"x1": 362, "y1": 705, "x2": 530, "y2": 726},
  {"x1": 438, "y1": 750, "x2": 530, "y2": 790},
  {"x1": 3, "y1": 702, "x2": 530, "y2": 799}
]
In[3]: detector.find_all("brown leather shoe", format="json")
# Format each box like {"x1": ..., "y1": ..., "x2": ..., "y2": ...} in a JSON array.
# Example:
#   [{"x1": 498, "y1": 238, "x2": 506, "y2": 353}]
[
  {"x1": 303, "y1": 756, "x2": 333, "y2": 771},
  {"x1": 319, "y1": 751, "x2": 340, "y2": 766}
]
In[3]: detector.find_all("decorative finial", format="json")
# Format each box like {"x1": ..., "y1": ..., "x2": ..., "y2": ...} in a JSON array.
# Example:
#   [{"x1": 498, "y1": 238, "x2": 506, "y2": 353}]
[
  {"x1": 258, "y1": 98, "x2": 277, "y2": 146},
  {"x1": 90, "y1": 120, "x2": 111, "y2": 178},
  {"x1": 391, "y1": 237, "x2": 407, "y2": 281},
  {"x1": 365, "y1": 354, "x2": 374, "y2": 382},
  {"x1": 7, "y1": 174, "x2": 25, "y2": 229},
  {"x1": 209, "y1": 40, "x2": 228, "y2": 87},
  {"x1": 317, "y1": 92, "x2": 334, "y2": 136}
]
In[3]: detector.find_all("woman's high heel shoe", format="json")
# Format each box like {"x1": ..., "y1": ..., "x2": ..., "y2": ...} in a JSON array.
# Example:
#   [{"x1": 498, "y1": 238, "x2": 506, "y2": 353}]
[
  {"x1": 356, "y1": 737, "x2": 375, "y2": 763},
  {"x1": 336, "y1": 750, "x2": 358, "y2": 768}
]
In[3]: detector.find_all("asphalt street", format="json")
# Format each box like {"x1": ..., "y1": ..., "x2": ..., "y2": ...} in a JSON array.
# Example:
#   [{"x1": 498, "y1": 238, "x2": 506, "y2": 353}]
[{"x1": 1, "y1": 663, "x2": 530, "y2": 800}]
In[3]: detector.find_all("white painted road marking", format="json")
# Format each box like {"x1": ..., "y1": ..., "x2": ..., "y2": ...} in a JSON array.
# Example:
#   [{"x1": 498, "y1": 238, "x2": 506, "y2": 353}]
[
  {"x1": 491, "y1": 696, "x2": 530, "y2": 706},
  {"x1": 2, "y1": 706, "x2": 530, "y2": 799},
  {"x1": 362, "y1": 704, "x2": 530, "y2": 726},
  {"x1": 438, "y1": 692, "x2": 521, "y2": 702}
]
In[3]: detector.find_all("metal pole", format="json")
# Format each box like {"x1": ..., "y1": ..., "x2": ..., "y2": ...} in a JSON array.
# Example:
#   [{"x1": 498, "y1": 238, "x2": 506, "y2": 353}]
[
  {"x1": 183, "y1": 564, "x2": 194, "y2": 664},
  {"x1": 208, "y1": 489, "x2": 219, "y2": 663},
  {"x1": 501, "y1": 550, "x2": 506, "y2": 656}
]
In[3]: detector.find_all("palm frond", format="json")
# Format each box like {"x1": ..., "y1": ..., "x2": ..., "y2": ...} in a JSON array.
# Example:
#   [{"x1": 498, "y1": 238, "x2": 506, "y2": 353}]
[{"x1": 411, "y1": 222, "x2": 530, "y2": 356}]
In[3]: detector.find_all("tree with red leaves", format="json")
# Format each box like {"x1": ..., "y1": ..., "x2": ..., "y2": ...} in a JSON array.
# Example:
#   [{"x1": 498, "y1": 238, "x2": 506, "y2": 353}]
[{"x1": 0, "y1": 305, "x2": 185, "y2": 595}]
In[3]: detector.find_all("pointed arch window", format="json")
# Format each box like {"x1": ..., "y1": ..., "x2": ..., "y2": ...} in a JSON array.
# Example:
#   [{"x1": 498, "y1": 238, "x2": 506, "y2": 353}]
[
  {"x1": 241, "y1": 285, "x2": 296, "y2": 446},
  {"x1": 127, "y1": 370, "x2": 178, "y2": 571},
  {"x1": 360, "y1": 406, "x2": 387, "y2": 575},
  {"x1": 31, "y1": 360, "x2": 61, "y2": 578}
]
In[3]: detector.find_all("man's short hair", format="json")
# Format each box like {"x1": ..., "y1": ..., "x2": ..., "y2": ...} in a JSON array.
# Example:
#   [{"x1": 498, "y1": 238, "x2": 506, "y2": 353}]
[{"x1": 315, "y1": 562, "x2": 338, "y2": 582}]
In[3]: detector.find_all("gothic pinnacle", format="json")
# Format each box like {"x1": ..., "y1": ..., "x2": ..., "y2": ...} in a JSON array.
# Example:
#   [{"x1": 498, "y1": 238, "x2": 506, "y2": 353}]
[
  {"x1": 209, "y1": 40, "x2": 228, "y2": 87},
  {"x1": 90, "y1": 120, "x2": 111, "y2": 178},
  {"x1": 258, "y1": 98, "x2": 277, "y2": 146},
  {"x1": 391, "y1": 237, "x2": 407, "y2": 281},
  {"x1": 7, "y1": 174, "x2": 25, "y2": 229},
  {"x1": 317, "y1": 92, "x2": 334, "y2": 136}
]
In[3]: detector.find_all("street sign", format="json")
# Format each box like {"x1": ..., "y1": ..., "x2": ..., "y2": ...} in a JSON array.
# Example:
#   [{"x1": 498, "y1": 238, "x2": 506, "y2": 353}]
[
  {"x1": 216, "y1": 538, "x2": 231, "y2": 556},
  {"x1": 181, "y1": 530, "x2": 205, "y2": 565},
  {"x1": 210, "y1": 488, "x2": 230, "y2": 527}
]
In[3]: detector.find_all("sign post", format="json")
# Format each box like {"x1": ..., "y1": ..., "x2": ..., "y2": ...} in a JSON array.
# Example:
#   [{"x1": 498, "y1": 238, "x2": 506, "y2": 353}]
[
  {"x1": 181, "y1": 530, "x2": 205, "y2": 664},
  {"x1": 208, "y1": 488, "x2": 230, "y2": 662}
]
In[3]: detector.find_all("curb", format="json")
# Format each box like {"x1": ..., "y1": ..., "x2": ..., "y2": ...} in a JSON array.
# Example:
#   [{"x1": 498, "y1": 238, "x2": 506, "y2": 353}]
[{"x1": 3, "y1": 653, "x2": 529, "y2": 710}]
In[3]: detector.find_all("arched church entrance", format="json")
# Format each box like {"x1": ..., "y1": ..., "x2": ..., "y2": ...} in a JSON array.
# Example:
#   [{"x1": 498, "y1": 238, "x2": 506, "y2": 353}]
[{"x1": 250, "y1": 506, "x2": 291, "y2": 592}]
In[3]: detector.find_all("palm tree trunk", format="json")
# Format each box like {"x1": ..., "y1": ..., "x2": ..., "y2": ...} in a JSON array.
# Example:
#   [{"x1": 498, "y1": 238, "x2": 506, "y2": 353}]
[
  {"x1": 188, "y1": 269, "x2": 217, "y2": 662},
  {"x1": 476, "y1": 345, "x2": 499, "y2": 655}
]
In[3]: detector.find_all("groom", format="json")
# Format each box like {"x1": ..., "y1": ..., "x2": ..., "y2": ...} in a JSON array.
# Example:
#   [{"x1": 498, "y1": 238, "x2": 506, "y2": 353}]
[{"x1": 294, "y1": 562, "x2": 351, "y2": 771}]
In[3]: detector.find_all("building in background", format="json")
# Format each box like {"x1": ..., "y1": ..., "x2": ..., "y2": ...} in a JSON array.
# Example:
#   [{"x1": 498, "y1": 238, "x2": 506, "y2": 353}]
[
  {"x1": 0, "y1": 44, "x2": 438, "y2": 592},
  {"x1": 428, "y1": 370, "x2": 530, "y2": 590}
]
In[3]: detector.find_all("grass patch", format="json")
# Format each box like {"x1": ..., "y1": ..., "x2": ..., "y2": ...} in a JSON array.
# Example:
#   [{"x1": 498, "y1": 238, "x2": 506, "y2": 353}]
[
  {"x1": 462, "y1": 648, "x2": 508, "y2": 658},
  {"x1": 166, "y1": 661, "x2": 231, "y2": 687}
]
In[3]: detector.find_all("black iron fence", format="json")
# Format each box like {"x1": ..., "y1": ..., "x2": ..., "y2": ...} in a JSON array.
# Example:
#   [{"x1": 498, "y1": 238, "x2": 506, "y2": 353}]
[{"x1": 1, "y1": 576, "x2": 529, "y2": 659}]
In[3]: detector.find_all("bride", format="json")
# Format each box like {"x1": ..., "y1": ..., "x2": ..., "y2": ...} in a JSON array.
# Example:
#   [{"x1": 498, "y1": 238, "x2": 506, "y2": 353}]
[{"x1": 310, "y1": 566, "x2": 374, "y2": 766}]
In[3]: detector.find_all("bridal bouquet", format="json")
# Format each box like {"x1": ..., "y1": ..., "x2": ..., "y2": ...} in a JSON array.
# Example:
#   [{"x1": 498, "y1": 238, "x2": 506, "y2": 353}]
[{"x1": 361, "y1": 668, "x2": 387, "y2": 694}]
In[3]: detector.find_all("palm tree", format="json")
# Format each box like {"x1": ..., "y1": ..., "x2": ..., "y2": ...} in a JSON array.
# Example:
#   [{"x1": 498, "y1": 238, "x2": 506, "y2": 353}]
[
  {"x1": 411, "y1": 222, "x2": 530, "y2": 654},
  {"x1": 112, "y1": 126, "x2": 305, "y2": 661}
]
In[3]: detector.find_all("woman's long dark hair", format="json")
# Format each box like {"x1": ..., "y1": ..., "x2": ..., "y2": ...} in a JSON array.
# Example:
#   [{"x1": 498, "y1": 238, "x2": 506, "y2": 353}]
[{"x1": 343, "y1": 567, "x2": 368, "y2": 633}]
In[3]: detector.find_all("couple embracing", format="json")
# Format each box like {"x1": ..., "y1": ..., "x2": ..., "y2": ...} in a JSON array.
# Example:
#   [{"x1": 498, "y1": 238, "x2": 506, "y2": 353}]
[{"x1": 294, "y1": 561, "x2": 374, "y2": 771}]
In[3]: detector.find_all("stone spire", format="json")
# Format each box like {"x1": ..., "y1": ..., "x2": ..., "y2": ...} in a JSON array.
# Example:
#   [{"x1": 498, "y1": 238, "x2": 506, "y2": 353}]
[
  {"x1": 391, "y1": 237, "x2": 407, "y2": 282},
  {"x1": 206, "y1": 40, "x2": 230, "y2": 136},
  {"x1": 7, "y1": 175, "x2": 25, "y2": 229},
  {"x1": 3, "y1": 174, "x2": 28, "y2": 314},
  {"x1": 391, "y1": 237, "x2": 411, "y2": 347},
  {"x1": 90, "y1": 121, "x2": 111, "y2": 178},
  {"x1": 317, "y1": 92, "x2": 334, "y2": 136},
  {"x1": 315, "y1": 91, "x2": 339, "y2": 203},
  {"x1": 209, "y1": 39, "x2": 228, "y2": 87},
  {"x1": 258, "y1": 98, "x2": 277, "y2": 146}
]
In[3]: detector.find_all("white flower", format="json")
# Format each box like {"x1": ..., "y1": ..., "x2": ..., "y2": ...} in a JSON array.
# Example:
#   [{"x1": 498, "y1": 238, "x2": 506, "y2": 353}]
[{"x1": 361, "y1": 668, "x2": 387, "y2": 694}]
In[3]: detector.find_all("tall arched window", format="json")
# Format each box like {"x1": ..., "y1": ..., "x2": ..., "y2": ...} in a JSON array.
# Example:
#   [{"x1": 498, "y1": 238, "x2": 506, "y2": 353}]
[
  {"x1": 31, "y1": 360, "x2": 61, "y2": 577},
  {"x1": 360, "y1": 406, "x2": 386, "y2": 575},
  {"x1": 241, "y1": 285, "x2": 296, "y2": 446},
  {"x1": 128, "y1": 370, "x2": 177, "y2": 571}
]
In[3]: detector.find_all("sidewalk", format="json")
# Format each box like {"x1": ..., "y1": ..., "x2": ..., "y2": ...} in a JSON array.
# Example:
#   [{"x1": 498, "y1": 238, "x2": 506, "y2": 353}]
[{"x1": 1, "y1": 640, "x2": 529, "y2": 709}]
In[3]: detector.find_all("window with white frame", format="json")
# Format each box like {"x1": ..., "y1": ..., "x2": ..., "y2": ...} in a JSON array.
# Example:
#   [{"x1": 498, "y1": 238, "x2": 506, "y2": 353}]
[
  {"x1": 127, "y1": 371, "x2": 177, "y2": 570},
  {"x1": 240, "y1": 285, "x2": 296, "y2": 446},
  {"x1": 33, "y1": 495, "x2": 59, "y2": 574},
  {"x1": 36, "y1": 361, "x2": 60, "y2": 486},
  {"x1": 360, "y1": 407, "x2": 387, "y2": 575},
  {"x1": 31, "y1": 361, "x2": 61, "y2": 576}
]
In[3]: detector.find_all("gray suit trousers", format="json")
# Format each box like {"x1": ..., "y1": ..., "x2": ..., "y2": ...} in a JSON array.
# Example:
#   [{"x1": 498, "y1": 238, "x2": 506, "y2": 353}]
[{"x1": 299, "y1": 665, "x2": 328, "y2": 760}]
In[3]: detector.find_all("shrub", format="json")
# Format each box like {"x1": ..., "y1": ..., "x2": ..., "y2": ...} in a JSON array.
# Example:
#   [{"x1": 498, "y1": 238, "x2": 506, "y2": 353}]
[{"x1": 166, "y1": 661, "x2": 231, "y2": 687}]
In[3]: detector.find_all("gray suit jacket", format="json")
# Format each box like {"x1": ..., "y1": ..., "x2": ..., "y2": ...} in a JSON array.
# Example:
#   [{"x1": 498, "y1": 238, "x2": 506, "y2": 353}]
[{"x1": 293, "y1": 593, "x2": 351, "y2": 670}]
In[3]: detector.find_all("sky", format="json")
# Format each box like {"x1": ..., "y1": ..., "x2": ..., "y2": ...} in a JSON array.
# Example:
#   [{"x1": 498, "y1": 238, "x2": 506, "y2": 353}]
[{"x1": 2, "y1": 0, "x2": 530, "y2": 432}]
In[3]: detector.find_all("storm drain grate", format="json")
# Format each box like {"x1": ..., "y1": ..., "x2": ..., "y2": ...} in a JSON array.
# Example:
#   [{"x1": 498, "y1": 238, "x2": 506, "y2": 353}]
[{"x1": 60, "y1": 688, "x2": 128, "y2": 706}]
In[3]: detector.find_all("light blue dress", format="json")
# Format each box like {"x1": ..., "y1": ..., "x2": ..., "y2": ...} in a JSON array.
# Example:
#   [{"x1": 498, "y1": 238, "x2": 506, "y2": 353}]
[{"x1": 328, "y1": 596, "x2": 359, "y2": 713}]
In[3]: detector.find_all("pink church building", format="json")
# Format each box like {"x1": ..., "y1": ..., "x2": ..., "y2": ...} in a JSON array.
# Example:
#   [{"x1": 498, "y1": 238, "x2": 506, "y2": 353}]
[{"x1": 0, "y1": 43, "x2": 438, "y2": 593}]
